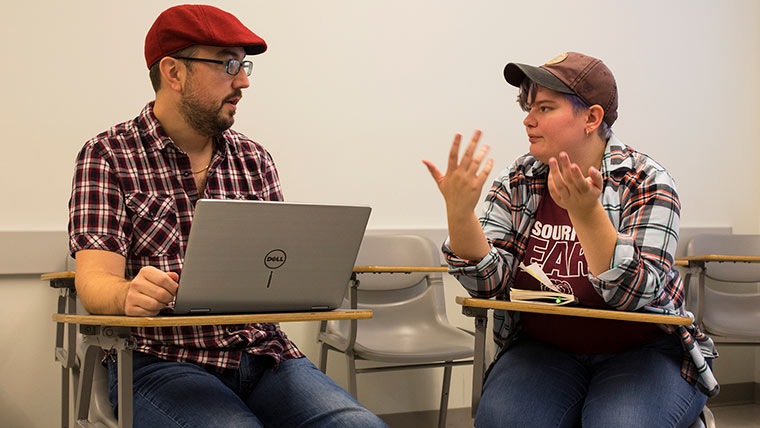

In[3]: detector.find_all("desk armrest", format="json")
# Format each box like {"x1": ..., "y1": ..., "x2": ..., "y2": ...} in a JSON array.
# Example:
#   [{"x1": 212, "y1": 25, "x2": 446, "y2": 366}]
[
  {"x1": 456, "y1": 296, "x2": 691, "y2": 326},
  {"x1": 42, "y1": 271, "x2": 76, "y2": 289},
  {"x1": 52, "y1": 309, "x2": 373, "y2": 328}
]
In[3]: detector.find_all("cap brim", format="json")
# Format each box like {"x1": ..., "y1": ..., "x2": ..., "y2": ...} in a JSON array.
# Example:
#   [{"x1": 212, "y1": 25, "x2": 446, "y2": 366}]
[
  {"x1": 503, "y1": 62, "x2": 573, "y2": 94},
  {"x1": 244, "y1": 43, "x2": 267, "y2": 56}
]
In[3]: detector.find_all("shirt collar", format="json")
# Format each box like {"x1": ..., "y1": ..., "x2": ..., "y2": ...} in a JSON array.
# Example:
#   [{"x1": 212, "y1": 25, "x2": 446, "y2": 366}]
[{"x1": 600, "y1": 132, "x2": 635, "y2": 175}]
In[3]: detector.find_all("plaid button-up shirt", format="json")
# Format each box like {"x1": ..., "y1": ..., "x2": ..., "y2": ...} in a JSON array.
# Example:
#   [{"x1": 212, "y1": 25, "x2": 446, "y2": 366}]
[
  {"x1": 444, "y1": 134, "x2": 719, "y2": 397},
  {"x1": 69, "y1": 102, "x2": 304, "y2": 372}
]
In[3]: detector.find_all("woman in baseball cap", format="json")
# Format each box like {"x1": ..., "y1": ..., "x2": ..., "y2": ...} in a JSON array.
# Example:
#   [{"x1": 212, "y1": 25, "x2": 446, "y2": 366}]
[{"x1": 424, "y1": 52, "x2": 717, "y2": 427}]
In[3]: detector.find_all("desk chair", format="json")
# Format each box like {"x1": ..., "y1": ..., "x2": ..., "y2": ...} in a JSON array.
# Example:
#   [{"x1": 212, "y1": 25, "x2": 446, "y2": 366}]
[
  {"x1": 318, "y1": 234, "x2": 473, "y2": 428},
  {"x1": 458, "y1": 298, "x2": 715, "y2": 428},
  {"x1": 50, "y1": 273, "x2": 118, "y2": 428},
  {"x1": 50, "y1": 272, "x2": 373, "y2": 428},
  {"x1": 685, "y1": 234, "x2": 760, "y2": 345}
]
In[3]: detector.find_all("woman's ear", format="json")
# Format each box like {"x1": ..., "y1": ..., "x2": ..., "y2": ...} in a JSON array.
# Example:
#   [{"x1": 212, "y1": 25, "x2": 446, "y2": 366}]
[
  {"x1": 158, "y1": 57, "x2": 185, "y2": 93},
  {"x1": 585, "y1": 105, "x2": 605, "y2": 135}
]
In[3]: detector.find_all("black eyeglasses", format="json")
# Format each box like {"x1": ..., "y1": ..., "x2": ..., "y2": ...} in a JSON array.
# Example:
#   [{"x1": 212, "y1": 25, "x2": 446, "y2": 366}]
[{"x1": 172, "y1": 56, "x2": 253, "y2": 76}]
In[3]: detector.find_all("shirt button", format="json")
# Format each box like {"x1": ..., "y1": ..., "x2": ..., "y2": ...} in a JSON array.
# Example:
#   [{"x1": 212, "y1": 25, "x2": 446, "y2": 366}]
[{"x1": 183, "y1": 172, "x2": 190, "y2": 177}]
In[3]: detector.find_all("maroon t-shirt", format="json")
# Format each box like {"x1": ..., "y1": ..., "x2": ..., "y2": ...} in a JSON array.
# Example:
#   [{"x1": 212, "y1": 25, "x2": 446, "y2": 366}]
[{"x1": 514, "y1": 191, "x2": 662, "y2": 354}]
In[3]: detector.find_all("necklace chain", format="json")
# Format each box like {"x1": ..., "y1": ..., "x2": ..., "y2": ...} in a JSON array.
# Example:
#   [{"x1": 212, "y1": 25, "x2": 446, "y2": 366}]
[{"x1": 192, "y1": 164, "x2": 210, "y2": 174}]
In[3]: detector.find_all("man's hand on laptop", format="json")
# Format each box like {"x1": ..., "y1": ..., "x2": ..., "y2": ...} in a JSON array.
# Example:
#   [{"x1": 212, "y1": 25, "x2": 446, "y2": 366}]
[{"x1": 124, "y1": 266, "x2": 179, "y2": 316}]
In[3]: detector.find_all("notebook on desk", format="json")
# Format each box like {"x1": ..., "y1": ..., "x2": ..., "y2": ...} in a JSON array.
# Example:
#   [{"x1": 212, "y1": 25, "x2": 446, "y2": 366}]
[{"x1": 168, "y1": 199, "x2": 371, "y2": 315}]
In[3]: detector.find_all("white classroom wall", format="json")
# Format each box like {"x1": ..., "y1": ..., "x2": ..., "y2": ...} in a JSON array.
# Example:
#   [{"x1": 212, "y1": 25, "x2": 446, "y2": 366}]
[{"x1": 1, "y1": 1, "x2": 759, "y2": 427}]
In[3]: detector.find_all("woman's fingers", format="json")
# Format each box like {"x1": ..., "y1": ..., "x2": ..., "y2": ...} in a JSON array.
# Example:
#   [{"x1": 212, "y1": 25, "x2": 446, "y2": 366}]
[
  {"x1": 422, "y1": 160, "x2": 444, "y2": 183},
  {"x1": 477, "y1": 158, "x2": 495, "y2": 186},
  {"x1": 459, "y1": 130, "x2": 482, "y2": 166},
  {"x1": 446, "y1": 134, "x2": 462, "y2": 174}
]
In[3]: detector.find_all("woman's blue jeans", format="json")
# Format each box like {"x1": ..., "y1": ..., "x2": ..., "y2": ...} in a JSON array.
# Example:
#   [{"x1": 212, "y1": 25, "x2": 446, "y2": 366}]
[
  {"x1": 475, "y1": 334, "x2": 709, "y2": 428},
  {"x1": 108, "y1": 351, "x2": 388, "y2": 428}
]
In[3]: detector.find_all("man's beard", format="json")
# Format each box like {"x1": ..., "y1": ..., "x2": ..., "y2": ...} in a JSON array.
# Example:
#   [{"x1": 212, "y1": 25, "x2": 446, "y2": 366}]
[{"x1": 179, "y1": 80, "x2": 238, "y2": 137}]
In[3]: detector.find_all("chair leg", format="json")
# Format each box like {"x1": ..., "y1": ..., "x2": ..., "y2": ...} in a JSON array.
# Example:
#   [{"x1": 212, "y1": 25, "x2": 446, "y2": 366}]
[
  {"x1": 346, "y1": 351, "x2": 358, "y2": 398},
  {"x1": 438, "y1": 364, "x2": 453, "y2": 428},
  {"x1": 318, "y1": 343, "x2": 328, "y2": 373},
  {"x1": 702, "y1": 406, "x2": 716, "y2": 428}
]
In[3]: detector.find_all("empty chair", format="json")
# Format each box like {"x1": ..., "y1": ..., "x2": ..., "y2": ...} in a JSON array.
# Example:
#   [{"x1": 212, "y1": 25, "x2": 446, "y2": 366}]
[
  {"x1": 318, "y1": 234, "x2": 473, "y2": 428},
  {"x1": 685, "y1": 234, "x2": 760, "y2": 344}
]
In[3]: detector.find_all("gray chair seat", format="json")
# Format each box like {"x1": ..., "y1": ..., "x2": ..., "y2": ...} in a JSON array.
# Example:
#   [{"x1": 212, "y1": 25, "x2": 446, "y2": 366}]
[
  {"x1": 321, "y1": 292, "x2": 473, "y2": 362},
  {"x1": 700, "y1": 287, "x2": 760, "y2": 339},
  {"x1": 318, "y1": 233, "x2": 473, "y2": 428}
]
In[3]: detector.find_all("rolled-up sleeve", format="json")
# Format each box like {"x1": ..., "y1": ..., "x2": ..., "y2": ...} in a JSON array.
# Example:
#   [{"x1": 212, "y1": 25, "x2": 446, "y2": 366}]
[
  {"x1": 590, "y1": 168, "x2": 681, "y2": 311},
  {"x1": 443, "y1": 167, "x2": 528, "y2": 298},
  {"x1": 68, "y1": 142, "x2": 131, "y2": 257}
]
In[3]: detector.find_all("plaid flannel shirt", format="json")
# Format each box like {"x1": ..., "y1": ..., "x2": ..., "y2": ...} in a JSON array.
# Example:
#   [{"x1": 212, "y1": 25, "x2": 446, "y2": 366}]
[
  {"x1": 69, "y1": 102, "x2": 304, "y2": 372},
  {"x1": 444, "y1": 134, "x2": 719, "y2": 397}
]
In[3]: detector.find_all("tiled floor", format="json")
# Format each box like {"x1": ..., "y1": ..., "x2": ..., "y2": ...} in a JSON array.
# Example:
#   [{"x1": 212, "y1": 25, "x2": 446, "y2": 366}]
[{"x1": 380, "y1": 404, "x2": 760, "y2": 427}]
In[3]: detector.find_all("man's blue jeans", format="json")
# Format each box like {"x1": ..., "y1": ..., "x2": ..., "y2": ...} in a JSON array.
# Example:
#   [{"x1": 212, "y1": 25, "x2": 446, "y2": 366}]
[
  {"x1": 108, "y1": 351, "x2": 388, "y2": 428},
  {"x1": 475, "y1": 334, "x2": 709, "y2": 428}
]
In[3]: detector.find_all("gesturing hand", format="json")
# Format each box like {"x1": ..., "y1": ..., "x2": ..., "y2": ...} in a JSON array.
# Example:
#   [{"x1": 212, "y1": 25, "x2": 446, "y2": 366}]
[
  {"x1": 422, "y1": 130, "x2": 494, "y2": 218},
  {"x1": 123, "y1": 266, "x2": 179, "y2": 316},
  {"x1": 547, "y1": 152, "x2": 603, "y2": 215}
]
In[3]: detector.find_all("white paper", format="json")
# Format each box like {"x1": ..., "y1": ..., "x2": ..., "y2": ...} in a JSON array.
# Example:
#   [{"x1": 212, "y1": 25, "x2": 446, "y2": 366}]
[{"x1": 519, "y1": 262, "x2": 562, "y2": 293}]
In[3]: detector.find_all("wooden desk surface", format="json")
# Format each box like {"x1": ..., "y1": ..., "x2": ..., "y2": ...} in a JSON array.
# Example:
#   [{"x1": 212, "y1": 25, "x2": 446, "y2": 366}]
[
  {"x1": 675, "y1": 255, "x2": 760, "y2": 265},
  {"x1": 353, "y1": 266, "x2": 448, "y2": 273},
  {"x1": 41, "y1": 271, "x2": 76, "y2": 280},
  {"x1": 456, "y1": 296, "x2": 692, "y2": 326},
  {"x1": 52, "y1": 309, "x2": 372, "y2": 327}
]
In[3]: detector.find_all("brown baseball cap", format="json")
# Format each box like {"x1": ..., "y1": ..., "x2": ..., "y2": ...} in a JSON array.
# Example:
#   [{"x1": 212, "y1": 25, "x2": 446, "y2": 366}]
[
  {"x1": 144, "y1": 4, "x2": 267, "y2": 69},
  {"x1": 503, "y1": 52, "x2": 618, "y2": 127}
]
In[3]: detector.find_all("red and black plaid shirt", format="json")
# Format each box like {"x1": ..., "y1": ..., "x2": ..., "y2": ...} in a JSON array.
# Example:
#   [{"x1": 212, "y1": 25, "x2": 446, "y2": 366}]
[{"x1": 68, "y1": 102, "x2": 304, "y2": 372}]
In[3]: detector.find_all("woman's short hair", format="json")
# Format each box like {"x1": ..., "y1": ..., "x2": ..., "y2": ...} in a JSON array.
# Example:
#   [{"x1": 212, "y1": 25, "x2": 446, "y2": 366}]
[{"x1": 517, "y1": 79, "x2": 612, "y2": 140}]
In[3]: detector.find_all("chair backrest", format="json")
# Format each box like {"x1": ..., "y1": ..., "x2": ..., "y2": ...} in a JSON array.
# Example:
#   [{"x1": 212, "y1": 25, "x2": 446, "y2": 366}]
[
  {"x1": 324, "y1": 234, "x2": 451, "y2": 338},
  {"x1": 354, "y1": 234, "x2": 441, "y2": 291},
  {"x1": 685, "y1": 234, "x2": 760, "y2": 339},
  {"x1": 687, "y1": 234, "x2": 760, "y2": 282}
]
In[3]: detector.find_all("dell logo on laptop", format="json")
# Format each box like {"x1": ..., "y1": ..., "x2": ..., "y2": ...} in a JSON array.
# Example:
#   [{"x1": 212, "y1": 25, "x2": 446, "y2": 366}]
[{"x1": 264, "y1": 249, "x2": 287, "y2": 269}]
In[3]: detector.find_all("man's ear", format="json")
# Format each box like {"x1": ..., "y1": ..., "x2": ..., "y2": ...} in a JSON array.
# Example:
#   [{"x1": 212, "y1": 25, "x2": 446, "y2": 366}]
[
  {"x1": 585, "y1": 105, "x2": 605, "y2": 134},
  {"x1": 158, "y1": 57, "x2": 185, "y2": 93}
]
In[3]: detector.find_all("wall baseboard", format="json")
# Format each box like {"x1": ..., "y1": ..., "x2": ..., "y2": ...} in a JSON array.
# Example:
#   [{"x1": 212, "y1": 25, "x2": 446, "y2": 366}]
[{"x1": 708, "y1": 382, "x2": 760, "y2": 407}]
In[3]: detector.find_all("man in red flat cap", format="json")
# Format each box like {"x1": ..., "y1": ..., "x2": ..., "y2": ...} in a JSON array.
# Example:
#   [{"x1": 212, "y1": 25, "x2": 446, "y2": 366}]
[{"x1": 68, "y1": 5, "x2": 388, "y2": 428}]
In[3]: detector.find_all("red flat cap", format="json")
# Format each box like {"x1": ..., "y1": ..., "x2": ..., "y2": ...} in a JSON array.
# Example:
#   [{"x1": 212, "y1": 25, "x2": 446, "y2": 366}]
[{"x1": 145, "y1": 4, "x2": 267, "y2": 68}]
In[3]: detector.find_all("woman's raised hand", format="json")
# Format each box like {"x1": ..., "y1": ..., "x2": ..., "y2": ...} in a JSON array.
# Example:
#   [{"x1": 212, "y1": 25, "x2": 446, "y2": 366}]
[
  {"x1": 422, "y1": 130, "x2": 494, "y2": 217},
  {"x1": 547, "y1": 152, "x2": 603, "y2": 215}
]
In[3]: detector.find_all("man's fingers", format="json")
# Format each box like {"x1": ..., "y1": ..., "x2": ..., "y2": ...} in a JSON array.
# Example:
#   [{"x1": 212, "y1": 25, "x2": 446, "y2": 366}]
[
  {"x1": 128, "y1": 299, "x2": 163, "y2": 316},
  {"x1": 140, "y1": 266, "x2": 179, "y2": 295},
  {"x1": 124, "y1": 287, "x2": 171, "y2": 316},
  {"x1": 131, "y1": 278, "x2": 176, "y2": 305}
]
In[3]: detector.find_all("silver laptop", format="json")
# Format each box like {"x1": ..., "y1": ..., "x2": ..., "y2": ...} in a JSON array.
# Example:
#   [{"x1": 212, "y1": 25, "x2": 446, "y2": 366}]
[{"x1": 170, "y1": 199, "x2": 371, "y2": 315}]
